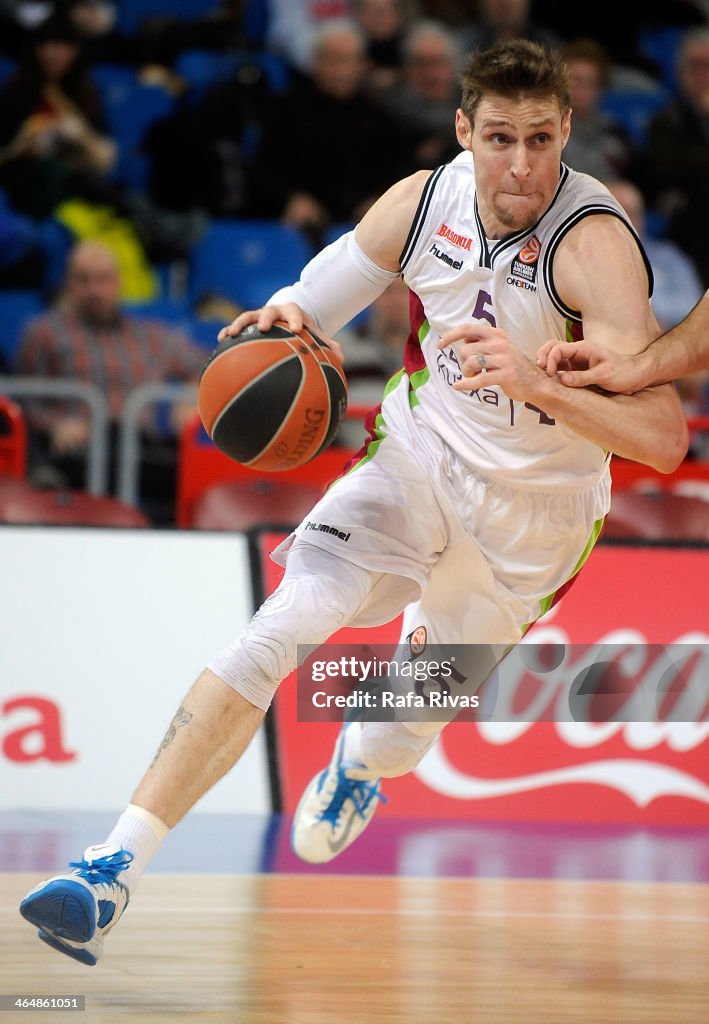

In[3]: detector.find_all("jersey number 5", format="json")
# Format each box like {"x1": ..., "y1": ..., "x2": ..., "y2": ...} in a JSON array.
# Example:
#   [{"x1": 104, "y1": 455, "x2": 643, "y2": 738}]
[{"x1": 472, "y1": 290, "x2": 496, "y2": 327}]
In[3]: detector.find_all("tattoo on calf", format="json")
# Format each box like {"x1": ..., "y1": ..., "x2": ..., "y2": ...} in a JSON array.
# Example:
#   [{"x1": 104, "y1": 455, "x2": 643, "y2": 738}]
[{"x1": 150, "y1": 705, "x2": 193, "y2": 767}]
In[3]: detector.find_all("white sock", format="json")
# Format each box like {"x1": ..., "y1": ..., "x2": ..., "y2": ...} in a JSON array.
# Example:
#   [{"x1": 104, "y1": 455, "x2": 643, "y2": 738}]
[
  {"x1": 342, "y1": 722, "x2": 378, "y2": 779},
  {"x1": 342, "y1": 721, "x2": 364, "y2": 764},
  {"x1": 105, "y1": 804, "x2": 170, "y2": 895}
]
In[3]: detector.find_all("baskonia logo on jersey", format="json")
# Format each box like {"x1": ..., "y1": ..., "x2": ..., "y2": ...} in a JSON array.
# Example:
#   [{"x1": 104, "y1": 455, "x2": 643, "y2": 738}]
[
  {"x1": 436, "y1": 223, "x2": 473, "y2": 251},
  {"x1": 508, "y1": 234, "x2": 541, "y2": 291}
]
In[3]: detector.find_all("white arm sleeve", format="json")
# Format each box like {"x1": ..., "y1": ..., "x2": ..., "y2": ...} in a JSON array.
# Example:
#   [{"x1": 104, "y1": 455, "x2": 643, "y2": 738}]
[{"x1": 266, "y1": 231, "x2": 400, "y2": 338}]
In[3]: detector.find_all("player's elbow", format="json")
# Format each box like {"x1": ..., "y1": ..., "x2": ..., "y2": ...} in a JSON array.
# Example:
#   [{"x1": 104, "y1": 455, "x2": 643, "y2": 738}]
[{"x1": 652, "y1": 417, "x2": 690, "y2": 474}]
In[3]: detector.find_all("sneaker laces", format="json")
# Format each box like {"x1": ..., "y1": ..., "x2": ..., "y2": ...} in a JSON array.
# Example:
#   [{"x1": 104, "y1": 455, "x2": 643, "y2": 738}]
[
  {"x1": 319, "y1": 769, "x2": 387, "y2": 827},
  {"x1": 69, "y1": 850, "x2": 134, "y2": 885}
]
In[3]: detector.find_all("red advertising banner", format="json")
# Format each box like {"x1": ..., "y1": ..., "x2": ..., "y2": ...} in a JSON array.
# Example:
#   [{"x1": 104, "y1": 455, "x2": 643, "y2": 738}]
[{"x1": 263, "y1": 534, "x2": 709, "y2": 826}]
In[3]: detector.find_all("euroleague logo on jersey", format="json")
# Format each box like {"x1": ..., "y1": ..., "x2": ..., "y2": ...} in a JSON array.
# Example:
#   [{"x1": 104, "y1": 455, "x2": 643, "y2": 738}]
[
  {"x1": 518, "y1": 235, "x2": 541, "y2": 264},
  {"x1": 507, "y1": 234, "x2": 541, "y2": 291},
  {"x1": 404, "y1": 626, "x2": 428, "y2": 659}
]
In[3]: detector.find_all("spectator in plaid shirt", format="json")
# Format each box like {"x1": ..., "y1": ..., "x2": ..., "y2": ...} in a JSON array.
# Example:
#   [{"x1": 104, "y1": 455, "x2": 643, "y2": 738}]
[{"x1": 14, "y1": 239, "x2": 206, "y2": 520}]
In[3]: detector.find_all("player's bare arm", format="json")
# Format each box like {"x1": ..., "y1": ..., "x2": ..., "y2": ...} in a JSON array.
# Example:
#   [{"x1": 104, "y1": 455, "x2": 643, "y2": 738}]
[
  {"x1": 443, "y1": 215, "x2": 688, "y2": 472},
  {"x1": 537, "y1": 288, "x2": 709, "y2": 391},
  {"x1": 355, "y1": 169, "x2": 432, "y2": 270}
]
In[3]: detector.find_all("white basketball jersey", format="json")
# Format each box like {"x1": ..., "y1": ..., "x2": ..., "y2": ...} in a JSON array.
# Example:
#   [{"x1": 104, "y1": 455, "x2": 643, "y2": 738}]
[{"x1": 381, "y1": 152, "x2": 651, "y2": 490}]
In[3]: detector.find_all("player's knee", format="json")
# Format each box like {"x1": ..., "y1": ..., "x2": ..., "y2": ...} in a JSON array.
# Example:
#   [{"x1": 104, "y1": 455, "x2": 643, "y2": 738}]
[
  {"x1": 209, "y1": 553, "x2": 373, "y2": 712},
  {"x1": 359, "y1": 721, "x2": 438, "y2": 778}
]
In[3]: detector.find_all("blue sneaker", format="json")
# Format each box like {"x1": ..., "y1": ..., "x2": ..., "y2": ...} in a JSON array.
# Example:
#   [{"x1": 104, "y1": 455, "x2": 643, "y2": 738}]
[
  {"x1": 20, "y1": 843, "x2": 133, "y2": 966},
  {"x1": 291, "y1": 729, "x2": 386, "y2": 863}
]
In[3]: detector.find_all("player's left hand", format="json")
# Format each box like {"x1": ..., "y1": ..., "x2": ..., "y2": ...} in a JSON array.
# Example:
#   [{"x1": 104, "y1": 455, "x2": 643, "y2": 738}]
[{"x1": 438, "y1": 323, "x2": 550, "y2": 403}]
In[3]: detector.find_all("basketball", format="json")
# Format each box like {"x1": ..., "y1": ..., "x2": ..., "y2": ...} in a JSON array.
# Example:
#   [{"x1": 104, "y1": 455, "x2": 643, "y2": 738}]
[{"x1": 198, "y1": 321, "x2": 348, "y2": 472}]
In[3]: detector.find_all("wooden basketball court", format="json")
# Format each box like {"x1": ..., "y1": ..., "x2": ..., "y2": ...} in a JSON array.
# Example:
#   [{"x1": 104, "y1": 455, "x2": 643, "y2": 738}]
[{"x1": 3, "y1": 871, "x2": 707, "y2": 1022}]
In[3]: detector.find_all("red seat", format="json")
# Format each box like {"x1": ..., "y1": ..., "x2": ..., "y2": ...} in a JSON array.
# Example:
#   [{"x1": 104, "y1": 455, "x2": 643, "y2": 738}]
[
  {"x1": 192, "y1": 478, "x2": 323, "y2": 532},
  {"x1": 0, "y1": 481, "x2": 149, "y2": 527},
  {"x1": 605, "y1": 490, "x2": 709, "y2": 542},
  {"x1": 0, "y1": 395, "x2": 27, "y2": 479},
  {"x1": 176, "y1": 408, "x2": 369, "y2": 528},
  {"x1": 0, "y1": 475, "x2": 34, "y2": 502}
]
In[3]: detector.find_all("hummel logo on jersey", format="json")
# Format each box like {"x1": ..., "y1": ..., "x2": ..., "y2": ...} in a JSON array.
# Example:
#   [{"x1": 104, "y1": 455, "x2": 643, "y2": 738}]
[
  {"x1": 436, "y1": 223, "x2": 473, "y2": 251},
  {"x1": 305, "y1": 521, "x2": 351, "y2": 542},
  {"x1": 510, "y1": 234, "x2": 541, "y2": 287},
  {"x1": 428, "y1": 241, "x2": 463, "y2": 271}
]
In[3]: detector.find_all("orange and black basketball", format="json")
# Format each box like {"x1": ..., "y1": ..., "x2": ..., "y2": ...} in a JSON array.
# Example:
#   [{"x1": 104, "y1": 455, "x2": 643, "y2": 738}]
[{"x1": 198, "y1": 321, "x2": 348, "y2": 472}]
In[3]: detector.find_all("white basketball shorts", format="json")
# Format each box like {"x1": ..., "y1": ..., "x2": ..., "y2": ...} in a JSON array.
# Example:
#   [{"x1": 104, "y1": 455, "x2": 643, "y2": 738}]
[{"x1": 272, "y1": 387, "x2": 611, "y2": 649}]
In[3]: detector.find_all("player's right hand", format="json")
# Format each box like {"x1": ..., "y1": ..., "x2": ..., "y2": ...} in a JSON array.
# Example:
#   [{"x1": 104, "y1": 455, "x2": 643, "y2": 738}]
[
  {"x1": 218, "y1": 304, "x2": 344, "y2": 364},
  {"x1": 218, "y1": 302, "x2": 311, "y2": 341}
]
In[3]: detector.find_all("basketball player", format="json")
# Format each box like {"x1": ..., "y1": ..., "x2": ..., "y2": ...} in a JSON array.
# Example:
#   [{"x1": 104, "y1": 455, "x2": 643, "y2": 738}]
[
  {"x1": 537, "y1": 289, "x2": 709, "y2": 392},
  {"x1": 20, "y1": 40, "x2": 688, "y2": 964}
]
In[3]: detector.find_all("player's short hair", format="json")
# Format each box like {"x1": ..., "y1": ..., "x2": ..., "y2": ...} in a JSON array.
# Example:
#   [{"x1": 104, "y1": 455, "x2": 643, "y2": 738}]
[{"x1": 461, "y1": 39, "x2": 570, "y2": 122}]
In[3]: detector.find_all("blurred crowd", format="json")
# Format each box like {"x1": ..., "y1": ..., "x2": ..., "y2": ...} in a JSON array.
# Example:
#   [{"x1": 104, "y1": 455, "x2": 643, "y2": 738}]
[{"x1": 1, "y1": 0, "x2": 709, "y2": 520}]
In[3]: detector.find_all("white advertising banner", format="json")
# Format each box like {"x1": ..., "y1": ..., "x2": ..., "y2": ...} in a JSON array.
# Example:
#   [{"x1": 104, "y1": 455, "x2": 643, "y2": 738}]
[{"x1": 0, "y1": 526, "x2": 268, "y2": 815}]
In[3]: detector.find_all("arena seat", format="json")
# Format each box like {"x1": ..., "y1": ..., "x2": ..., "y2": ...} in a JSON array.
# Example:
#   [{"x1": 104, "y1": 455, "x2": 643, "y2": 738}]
[
  {"x1": 116, "y1": 0, "x2": 222, "y2": 35},
  {"x1": 0, "y1": 395, "x2": 27, "y2": 478},
  {"x1": 176, "y1": 409, "x2": 368, "y2": 528},
  {"x1": 0, "y1": 482, "x2": 149, "y2": 527},
  {"x1": 600, "y1": 88, "x2": 668, "y2": 146},
  {"x1": 121, "y1": 297, "x2": 191, "y2": 324},
  {"x1": 611, "y1": 417, "x2": 709, "y2": 497},
  {"x1": 242, "y1": 0, "x2": 270, "y2": 45},
  {"x1": 0, "y1": 56, "x2": 16, "y2": 87},
  {"x1": 604, "y1": 490, "x2": 709, "y2": 542},
  {"x1": 192, "y1": 478, "x2": 324, "y2": 532},
  {"x1": 0, "y1": 474, "x2": 32, "y2": 502},
  {"x1": 187, "y1": 220, "x2": 313, "y2": 311},
  {"x1": 91, "y1": 65, "x2": 176, "y2": 189},
  {"x1": 638, "y1": 25, "x2": 686, "y2": 93},
  {"x1": 182, "y1": 319, "x2": 223, "y2": 350},
  {"x1": 175, "y1": 49, "x2": 290, "y2": 104}
]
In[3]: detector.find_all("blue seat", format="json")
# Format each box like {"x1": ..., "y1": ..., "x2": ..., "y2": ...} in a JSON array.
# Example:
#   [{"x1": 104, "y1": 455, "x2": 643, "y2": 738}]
[
  {"x1": 92, "y1": 65, "x2": 175, "y2": 189},
  {"x1": 638, "y1": 26, "x2": 686, "y2": 94},
  {"x1": 242, "y1": 0, "x2": 270, "y2": 45},
  {"x1": 91, "y1": 63, "x2": 142, "y2": 107},
  {"x1": 600, "y1": 89, "x2": 669, "y2": 146},
  {"x1": 187, "y1": 220, "x2": 313, "y2": 310},
  {"x1": 121, "y1": 297, "x2": 190, "y2": 323},
  {"x1": 644, "y1": 210, "x2": 669, "y2": 240},
  {"x1": 35, "y1": 218, "x2": 74, "y2": 294},
  {"x1": 118, "y1": 304, "x2": 223, "y2": 349},
  {"x1": 116, "y1": 0, "x2": 222, "y2": 35},
  {"x1": 0, "y1": 289, "x2": 44, "y2": 364},
  {"x1": 175, "y1": 49, "x2": 290, "y2": 104},
  {"x1": 0, "y1": 56, "x2": 16, "y2": 89},
  {"x1": 184, "y1": 318, "x2": 224, "y2": 350}
]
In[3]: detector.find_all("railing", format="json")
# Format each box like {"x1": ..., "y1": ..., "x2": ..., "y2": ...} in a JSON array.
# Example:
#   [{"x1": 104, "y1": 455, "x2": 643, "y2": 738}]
[
  {"x1": 3, "y1": 373, "x2": 709, "y2": 517},
  {"x1": 116, "y1": 381, "x2": 197, "y2": 507},
  {"x1": 0, "y1": 376, "x2": 109, "y2": 494}
]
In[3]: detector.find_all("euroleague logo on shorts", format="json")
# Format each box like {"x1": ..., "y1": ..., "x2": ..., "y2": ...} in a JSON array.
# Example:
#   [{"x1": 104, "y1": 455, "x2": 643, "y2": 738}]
[
  {"x1": 508, "y1": 234, "x2": 540, "y2": 292},
  {"x1": 406, "y1": 626, "x2": 428, "y2": 657}
]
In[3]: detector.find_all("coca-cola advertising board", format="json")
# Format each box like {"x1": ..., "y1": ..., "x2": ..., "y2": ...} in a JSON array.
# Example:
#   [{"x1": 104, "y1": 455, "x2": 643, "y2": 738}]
[{"x1": 262, "y1": 534, "x2": 709, "y2": 825}]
